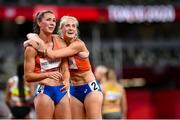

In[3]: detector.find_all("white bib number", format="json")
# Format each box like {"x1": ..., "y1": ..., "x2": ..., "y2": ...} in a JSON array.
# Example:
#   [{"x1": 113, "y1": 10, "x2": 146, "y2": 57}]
[
  {"x1": 88, "y1": 80, "x2": 100, "y2": 91},
  {"x1": 40, "y1": 58, "x2": 60, "y2": 72},
  {"x1": 36, "y1": 85, "x2": 44, "y2": 94}
]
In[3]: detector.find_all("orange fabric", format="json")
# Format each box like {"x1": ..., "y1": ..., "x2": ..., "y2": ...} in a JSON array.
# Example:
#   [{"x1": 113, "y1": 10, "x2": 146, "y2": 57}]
[
  {"x1": 69, "y1": 55, "x2": 91, "y2": 73},
  {"x1": 34, "y1": 35, "x2": 60, "y2": 73}
]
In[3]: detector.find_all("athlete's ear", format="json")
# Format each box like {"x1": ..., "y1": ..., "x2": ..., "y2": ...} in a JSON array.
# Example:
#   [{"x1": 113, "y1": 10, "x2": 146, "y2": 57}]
[
  {"x1": 75, "y1": 30, "x2": 78, "y2": 37},
  {"x1": 75, "y1": 33, "x2": 77, "y2": 37},
  {"x1": 76, "y1": 29, "x2": 79, "y2": 37},
  {"x1": 37, "y1": 21, "x2": 41, "y2": 28}
]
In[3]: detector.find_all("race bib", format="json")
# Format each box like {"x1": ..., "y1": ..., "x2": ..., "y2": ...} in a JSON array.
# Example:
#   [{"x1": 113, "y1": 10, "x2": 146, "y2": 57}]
[
  {"x1": 88, "y1": 80, "x2": 100, "y2": 91},
  {"x1": 35, "y1": 85, "x2": 44, "y2": 94},
  {"x1": 40, "y1": 58, "x2": 61, "y2": 72}
]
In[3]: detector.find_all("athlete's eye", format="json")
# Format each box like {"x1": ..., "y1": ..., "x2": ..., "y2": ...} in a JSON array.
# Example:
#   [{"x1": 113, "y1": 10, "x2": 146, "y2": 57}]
[
  {"x1": 65, "y1": 24, "x2": 70, "y2": 27},
  {"x1": 53, "y1": 18, "x2": 56, "y2": 23},
  {"x1": 72, "y1": 24, "x2": 76, "y2": 28}
]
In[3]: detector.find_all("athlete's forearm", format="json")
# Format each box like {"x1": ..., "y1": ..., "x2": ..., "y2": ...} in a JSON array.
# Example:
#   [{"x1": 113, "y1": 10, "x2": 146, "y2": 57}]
[
  {"x1": 24, "y1": 72, "x2": 48, "y2": 83},
  {"x1": 61, "y1": 60, "x2": 70, "y2": 83},
  {"x1": 47, "y1": 41, "x2": 81, "y2": 59},
  {"x1": 63, "y1": 70, "x2": 70, "y2": 83},
  {"x1": 47, "y1": 49, "x2": 68, "y2": 59}
]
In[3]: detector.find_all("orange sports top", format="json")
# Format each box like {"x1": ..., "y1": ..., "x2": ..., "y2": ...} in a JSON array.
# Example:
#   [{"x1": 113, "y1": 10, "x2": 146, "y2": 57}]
[
  {"x1": 34, "y1": 36, "x2": 61, "y2": 73},
  {"x1": 68, "y1": 54, "x2": 91, "y2": 73}
]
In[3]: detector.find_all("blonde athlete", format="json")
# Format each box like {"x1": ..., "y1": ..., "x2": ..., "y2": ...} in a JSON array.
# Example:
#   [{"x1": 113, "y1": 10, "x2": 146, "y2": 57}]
[{"x1": 101, "y1": 69, "x2": 127, "y2": 119}]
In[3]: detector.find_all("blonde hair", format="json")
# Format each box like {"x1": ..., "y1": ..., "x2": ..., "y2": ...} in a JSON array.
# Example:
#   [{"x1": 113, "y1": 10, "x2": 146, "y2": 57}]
[
  {"x1": 95, "y1": 65, "x2": 108, "y2": 75},
  {"x1": 58, "y1": 16, "x2": 79, "y2": 38}
]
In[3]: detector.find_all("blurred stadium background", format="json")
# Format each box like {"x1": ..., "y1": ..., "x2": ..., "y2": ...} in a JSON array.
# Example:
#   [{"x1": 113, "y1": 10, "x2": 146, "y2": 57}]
[{"x1": 0, "y1": 0, "x2": 180, "y2": 119}]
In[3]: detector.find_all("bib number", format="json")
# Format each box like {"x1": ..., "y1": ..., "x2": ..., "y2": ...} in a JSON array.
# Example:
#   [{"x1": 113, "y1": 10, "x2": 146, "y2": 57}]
[
  {"x1": 88, "y1": 80, "x2": 100, "y2": 91},
  {"x1": 36, "y1": 85, "x2": 44, "y2": 93}
]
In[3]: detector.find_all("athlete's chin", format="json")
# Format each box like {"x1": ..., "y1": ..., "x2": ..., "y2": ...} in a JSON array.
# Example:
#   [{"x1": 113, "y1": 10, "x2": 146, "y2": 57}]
[
  {"x1": 46, "y1": 29, "x2": 54, "y2": 33},
  {"x1": 66, "y1": 35, "x2": 76, "y2": 39},
  {"x1": 44, "y1": 31, "x2": 53, "y2": 35},
  {"x1": 50, "y1": 30, "x2": 55, "y2": 33}
]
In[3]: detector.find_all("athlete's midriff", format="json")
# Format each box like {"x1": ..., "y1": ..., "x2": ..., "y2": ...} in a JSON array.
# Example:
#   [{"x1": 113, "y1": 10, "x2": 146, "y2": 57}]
[
  {"x1": 70, "y1": 70, "x2": 95, "y2": 86},
  {"x1": 38, "y1": 77, "x2": 63, "y2": 86},
  {"x1": 103, "y1": 103, "x2": 121, "y2": 113}
]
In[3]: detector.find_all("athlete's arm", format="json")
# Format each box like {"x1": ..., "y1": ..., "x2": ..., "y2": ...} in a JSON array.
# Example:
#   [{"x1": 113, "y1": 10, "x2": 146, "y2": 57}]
[
  {"x1": 60, "y1": 58, "x2": 70, "y2": 92},
  {"x1": 47, "y1": 40, "x2": 84, "y2": 59},
  {"x1": 25, "y1": 33, "x2": 85, "y2": 59},
  {"x1": 5, "y1": 79, "x2": 12, "y2": 108},
  {"x1": 27, "y1": 82, "x2": 35, "y2": 97},
  {"x1": 56, "y1": 37, "x2": 70, "y2": 91},
  {"x1": 24, "y1": 46, "x2": 47, "y2": 82},
  {"x1": 121, "y1": 87, "x2": 127, "y2": 119}
]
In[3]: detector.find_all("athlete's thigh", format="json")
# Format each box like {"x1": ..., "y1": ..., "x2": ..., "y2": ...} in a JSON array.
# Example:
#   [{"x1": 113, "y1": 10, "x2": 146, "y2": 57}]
[
  {"x1": 70, "y1": 95, "x2": 85, "y2": 119},
  {"x1": 34, "y1": 93, "x2": 55, "y2": 119},
  {"x1": 54, "y1": 94, "x2": 71, "y2": 119},
  {"x1": 84, "y1": 91, "x2": 103, "y2": 119}
]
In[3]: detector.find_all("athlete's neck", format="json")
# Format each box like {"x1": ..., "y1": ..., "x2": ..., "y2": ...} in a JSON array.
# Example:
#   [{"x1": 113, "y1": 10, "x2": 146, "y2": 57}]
[{"x1": 39, "y1": 32, "x2": 52, "y2": 43}]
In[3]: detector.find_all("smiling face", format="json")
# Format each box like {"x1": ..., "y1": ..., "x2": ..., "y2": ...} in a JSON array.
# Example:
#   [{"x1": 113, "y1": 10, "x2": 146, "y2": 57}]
[
  {"x1": 59, "y1": 16, "x2": 78, "y2": 42},
  {"x1": 38, "y1": 12, "x2": 56, "y2": 34}
]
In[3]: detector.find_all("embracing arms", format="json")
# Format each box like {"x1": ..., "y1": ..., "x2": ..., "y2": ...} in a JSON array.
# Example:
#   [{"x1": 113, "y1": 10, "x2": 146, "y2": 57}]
[{"x1": 24, "y1": 33, "x2": 87, "y2": 59}]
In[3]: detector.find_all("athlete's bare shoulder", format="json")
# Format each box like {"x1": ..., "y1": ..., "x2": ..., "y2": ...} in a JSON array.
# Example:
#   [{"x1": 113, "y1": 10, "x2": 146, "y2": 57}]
[
  {"x1": 24, "y1": 46, "x2": 37, "y2": 57},
  {"x1": 71, "y1": 38, "x2": 85, "y2": 48},
  {"x1": 25, "y1": 45, "x2": 36, "y2": 52},
  {"x1": 76, "y1": 38, "x2": 84, "y2": 44}
]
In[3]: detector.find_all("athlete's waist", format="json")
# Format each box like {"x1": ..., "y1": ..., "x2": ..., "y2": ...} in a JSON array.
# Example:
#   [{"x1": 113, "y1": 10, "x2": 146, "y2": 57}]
[
  {"x1": 37, "y1": 84, "x2": 65, "y2": 87},
  {"x1": 38, "y1": 78, "x2": 64, "y2": 86},
  {"x1": 70, "y1": 70, "x2": 94, "y2": 77},
  {"x1": 71, "y1": 76, "x2": 96, "y2": 86},
  {"x1": 71, "y1": 79, "x2": 99, "y2": 86},
  {"x1": 103, "y1": 107, "x2": 121, "y2": 114}
]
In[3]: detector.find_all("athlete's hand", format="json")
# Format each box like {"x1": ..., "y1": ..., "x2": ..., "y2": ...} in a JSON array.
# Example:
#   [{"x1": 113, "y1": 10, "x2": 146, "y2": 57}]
[
  {"x1": 24, "y1": 33, "x2": 40, "y2": 48},
  {"x1": 47, "y1": 71, "x2": 62, "y2": 81},
  {"x1": 23, "y1": 39, "x2": 39, "y2": 48},
  {"x1": 61, "y1": 80, "x2": 69, "y2": 92},
  {"x1": 26, "y1": 33, "x2": 46, "y2": 53},
  {"x1": 26, "y1": 33, "x2": 39, "y2": 41},
  {"x1": 46, "y1": 48, "x2": 54, "y2": 59}
]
